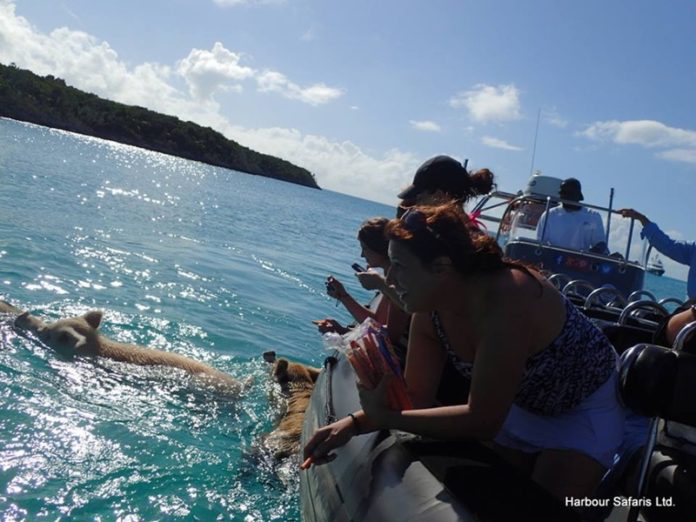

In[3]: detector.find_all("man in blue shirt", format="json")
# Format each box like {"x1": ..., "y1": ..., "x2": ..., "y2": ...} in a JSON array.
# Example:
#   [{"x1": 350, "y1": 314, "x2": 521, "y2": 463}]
[{"x1": 620, "y1": 208, "x2": 696, "y2": 299}]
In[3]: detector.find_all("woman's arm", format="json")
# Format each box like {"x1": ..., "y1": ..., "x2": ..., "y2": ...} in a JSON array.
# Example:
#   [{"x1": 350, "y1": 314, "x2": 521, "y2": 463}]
[
  {"x1": 385, "y1": 301, "x2": 410, "y2": 348},
  {"x1": 355, "y1": 271, "x2": 406, "y2": 312},
  {"x1": 641, "y1": 222, "x2": 696, "y2": 266},
  {"x1": 303, "y1": 312, "x2": 446, "y2": 463},
  {"x1": 402, "y1": 312, "x2": 447, "y2": 408},
  {"x1": 620, "y1": 208, "x2": 696, "y2": 265},
  {"x1": 305, "y1": 304, "x2": 531, "y2": 462},
  {"x1": 327, "y1": 276, "x2": 384, "y2": 324},
  {"x1": 363, "y1": 300, "x2": 529, "y2": 441}
]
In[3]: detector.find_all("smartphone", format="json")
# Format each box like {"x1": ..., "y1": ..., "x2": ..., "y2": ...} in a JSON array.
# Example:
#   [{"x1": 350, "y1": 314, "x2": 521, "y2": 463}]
[{"x1": 351, "y1": 263, "x2": 366, "y2": 273}]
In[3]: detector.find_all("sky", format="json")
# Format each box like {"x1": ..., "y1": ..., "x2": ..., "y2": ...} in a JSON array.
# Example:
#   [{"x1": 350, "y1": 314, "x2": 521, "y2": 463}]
[{"x1": 1, "y1": 0, "x2": 695, "y2": 280}]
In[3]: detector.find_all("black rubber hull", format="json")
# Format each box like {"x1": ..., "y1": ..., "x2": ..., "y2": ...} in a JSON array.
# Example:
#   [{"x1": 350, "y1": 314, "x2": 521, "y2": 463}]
[{"x1": 300, "y1": 353, "x2": 582, "y2": 522}]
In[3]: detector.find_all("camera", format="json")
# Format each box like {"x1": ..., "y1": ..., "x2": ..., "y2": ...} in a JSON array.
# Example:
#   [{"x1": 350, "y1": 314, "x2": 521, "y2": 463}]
[{"x1": 351, "y1": 263, "x2": 366, "y2": 273}]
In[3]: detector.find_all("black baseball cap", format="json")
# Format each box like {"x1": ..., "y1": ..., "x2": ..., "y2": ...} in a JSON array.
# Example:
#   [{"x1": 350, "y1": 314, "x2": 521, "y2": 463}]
[
  {"x1": 398, "y1": 155, "x2": 470, "y2": 201},
  {"x1": 559, "y1": 178, "x2": 584, "y2": 201}
]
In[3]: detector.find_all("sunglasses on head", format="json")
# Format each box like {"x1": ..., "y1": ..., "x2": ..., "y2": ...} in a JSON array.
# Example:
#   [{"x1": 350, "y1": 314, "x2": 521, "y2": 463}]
[
  {"x1": 401, "y1": 207, "x2": 486, "y2": 239},
  {"x1": 400, "y1": 208, "x2": 443, "y2": 240}
]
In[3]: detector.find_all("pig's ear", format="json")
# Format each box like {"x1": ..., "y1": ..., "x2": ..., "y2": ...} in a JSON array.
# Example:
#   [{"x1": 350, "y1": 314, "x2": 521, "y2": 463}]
[
  {"x1": 84, "y1": 310, "x2": 103, "y2": 329},
  {"x1": 72, "y1": 331, "x2": 87, "y2": 350},
  {"x1": 14, "y1": 311, "x2": 30, "y2": 327}
]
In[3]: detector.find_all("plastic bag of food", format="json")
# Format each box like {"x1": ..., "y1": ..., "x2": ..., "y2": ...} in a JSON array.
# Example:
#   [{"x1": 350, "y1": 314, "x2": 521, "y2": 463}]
[{"x1": 343, "y1": 318, "x2": 412, "y2": 410}]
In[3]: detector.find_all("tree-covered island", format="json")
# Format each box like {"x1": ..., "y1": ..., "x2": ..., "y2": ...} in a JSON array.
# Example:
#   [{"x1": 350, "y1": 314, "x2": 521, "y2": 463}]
[{"x1": 0, "y1": 63, "x2": 319, "y2": 189}]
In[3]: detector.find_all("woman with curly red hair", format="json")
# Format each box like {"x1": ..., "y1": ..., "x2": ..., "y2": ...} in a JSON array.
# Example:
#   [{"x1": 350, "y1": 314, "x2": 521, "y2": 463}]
[{"x1": 304, "y1": 202, "x2": 625, "y2": 501}]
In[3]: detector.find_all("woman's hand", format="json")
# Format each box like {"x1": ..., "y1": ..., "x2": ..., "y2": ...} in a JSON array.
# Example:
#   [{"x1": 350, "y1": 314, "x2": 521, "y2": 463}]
[
  {"x1": 325, "y1": 276, "x2": 347, "y2": 300},
  {"x1": 303, "y1": 416, "x2": 356, "y2": 466},
  {"x1": 355, "y1": 271, "x2": 386, "y2": 291},
  {"x1": 312, "y1": 318, "x2": 349, "y2": 335},
  {"x1": 358, "y1": 375, "x2": 395, "y2": 428}
]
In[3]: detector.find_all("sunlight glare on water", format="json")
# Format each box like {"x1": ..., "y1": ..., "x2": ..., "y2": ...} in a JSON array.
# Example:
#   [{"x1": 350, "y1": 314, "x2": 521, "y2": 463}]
[
  {"x1": 0, "y1": 117, "x2": 686, "y2": 520},
  {"x1": 0, "y1": 118, "x2": 396, "y2": 520}
]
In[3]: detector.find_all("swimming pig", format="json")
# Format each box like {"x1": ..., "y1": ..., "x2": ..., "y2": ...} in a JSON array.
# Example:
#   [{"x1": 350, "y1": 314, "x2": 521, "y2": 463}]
[
  {"x1": 0, "y1": 299, "x2": 23, "y2": 316},
  {"x1": 262, "y1": 350, "x2": 320, "y2": 459},
  {"x1": 0, "y1": 299, "x2": 45, "y2": 332},
  {"x1": 15, "y1": 309, "x2": 245, "y2": 394}
]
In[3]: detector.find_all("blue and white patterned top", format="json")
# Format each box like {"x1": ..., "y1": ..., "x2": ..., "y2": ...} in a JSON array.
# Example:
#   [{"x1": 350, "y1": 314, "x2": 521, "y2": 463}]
[{"x1": 431, "y1": 297, "x2": 617, "y2": 416}]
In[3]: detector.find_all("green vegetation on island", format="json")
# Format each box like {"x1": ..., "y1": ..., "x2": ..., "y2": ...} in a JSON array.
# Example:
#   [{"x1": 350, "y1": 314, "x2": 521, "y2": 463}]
[{"x1": 0, "y1": 63, "x2": 319, "y2": 189}]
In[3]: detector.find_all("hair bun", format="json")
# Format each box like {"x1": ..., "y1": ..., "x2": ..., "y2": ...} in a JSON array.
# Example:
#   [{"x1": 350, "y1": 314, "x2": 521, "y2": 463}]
[{"x1": 469, "y1": 168, "x2": 494, "y2": 195}]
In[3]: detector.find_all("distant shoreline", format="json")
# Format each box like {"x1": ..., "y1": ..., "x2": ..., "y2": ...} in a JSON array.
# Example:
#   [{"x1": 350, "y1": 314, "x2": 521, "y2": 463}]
[{"x1": 0, "y1": 62, "x2": 320, "y2": 190}]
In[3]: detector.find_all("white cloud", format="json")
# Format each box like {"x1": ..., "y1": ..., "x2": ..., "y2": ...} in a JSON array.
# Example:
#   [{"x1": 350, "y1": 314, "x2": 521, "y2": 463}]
[
  {"x1": 449, "y1": 83, "x2": 521, "y2": 123},
  {"x1": 658, "y1": 149, "x2": 696, "y2": 164},
  {"x1": 301, "y1": 28, "x2": 317, "y2": 42},
  {"x1": 409, "y1": 120, "x2": 441, "y2": 132},
  {"x1": 0, "y1": 1, "x2": 409, "y2": 204},
  {"x1": 543, "y1": 108, "x2": 568, "y2": 128},
  {"x1": 256, "y1": 70, "x2": 343, "y2": 106},
  {"x1": 0, "y1": 3, "x2": 195, "y2": 117},
  {"x1": 582, "y1": 120, "x2": 696, "y2": 165},
  {"x1": 222, "y1": 125, "x2": 420, "y2": 203},
  {"x1": 0, "y1": 4, "x2": 342, "y2": 108},
  {"x1": 176, "y1": 42, "x2": 255, "y2": 100},
  {"x1": 481, "y1": 136, "x2": 522, "y2": 151}
]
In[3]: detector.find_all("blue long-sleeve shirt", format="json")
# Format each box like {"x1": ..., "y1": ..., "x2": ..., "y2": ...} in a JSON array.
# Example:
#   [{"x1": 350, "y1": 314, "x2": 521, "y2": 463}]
[{"x1": 642, "y1": 221, "x2": 696, "y2": 299}]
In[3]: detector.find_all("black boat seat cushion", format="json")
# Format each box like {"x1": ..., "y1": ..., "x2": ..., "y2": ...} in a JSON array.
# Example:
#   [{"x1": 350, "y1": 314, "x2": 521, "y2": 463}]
[
  {"x1": 619, "y1": 344, "x2": 696, "y2": 426},
  {"x1": 640, "y1": 448, "x2": 696, "y2": 522},
  {"x1": 599, "y1": 323, "x2": 655, "y2": 355},
  {"x1": 619, "y1": 345, "x2": 696, "y2": 522}
]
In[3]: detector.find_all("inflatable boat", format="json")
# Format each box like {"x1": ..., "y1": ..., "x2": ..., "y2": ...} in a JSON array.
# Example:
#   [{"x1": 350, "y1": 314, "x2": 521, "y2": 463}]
[
  {"x1": 299, "y1": 175, "x2": 693, "y2": 521},
  {"x1": 300, "y1": 319, "x2": 696, "y2": 522},
  {"x1": 299, "y1": 352, "x2": 583, "y2": 522}
]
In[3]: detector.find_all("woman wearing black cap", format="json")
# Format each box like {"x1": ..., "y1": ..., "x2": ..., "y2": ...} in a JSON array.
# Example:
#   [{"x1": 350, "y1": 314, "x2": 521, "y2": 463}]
[{"x1": 397, "y1": 155, "x2": 494, "y2": 210}]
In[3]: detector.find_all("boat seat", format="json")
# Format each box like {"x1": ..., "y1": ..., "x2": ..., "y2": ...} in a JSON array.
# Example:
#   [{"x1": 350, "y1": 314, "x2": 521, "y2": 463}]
[
  {"x1": 565, "y1": 294, "x2": 587, "y2": 308},
  {"x1": 581, "y1": 306, "x2": 622, "y2": 323},
  {"x1": 637, "y1": 448, "x2": 696, "y2": 522},
  {"x1": 598, "y1": 323, "x2": 657, "y2": 355},
  {"x1": 618, "y1": 343, "x2": 696, "y2": 522},
  {"x1": 407, "y1": 440, "x2": 582, "y2": 522},
  {"x1": 621, "y1": 344, "x2": 696, "y2": 422}
]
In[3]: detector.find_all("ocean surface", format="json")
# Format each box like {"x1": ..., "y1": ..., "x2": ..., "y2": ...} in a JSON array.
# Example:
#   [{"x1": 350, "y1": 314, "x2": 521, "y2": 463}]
[{"x1": 0, "y1": 117, "x2": 687, "y2": 521}]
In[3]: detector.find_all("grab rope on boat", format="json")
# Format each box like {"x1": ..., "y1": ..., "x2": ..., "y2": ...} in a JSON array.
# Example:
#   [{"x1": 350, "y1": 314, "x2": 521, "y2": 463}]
[{"x1": 322, "y1": 355, "x2": 338, "y2": 425}]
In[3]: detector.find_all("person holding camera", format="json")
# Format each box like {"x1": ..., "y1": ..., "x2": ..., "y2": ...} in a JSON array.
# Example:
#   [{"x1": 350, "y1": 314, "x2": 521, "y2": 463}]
[{"x1": 313, "y1": 218, "x2": 410, "y2": 351}]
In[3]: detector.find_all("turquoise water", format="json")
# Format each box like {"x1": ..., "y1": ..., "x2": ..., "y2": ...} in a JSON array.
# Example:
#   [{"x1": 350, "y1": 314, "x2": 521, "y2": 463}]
[
  {"x1": 0, "y1": 118, "x2": 687, "y2": 521},
  {"x1": 0, "y1": 118, "x2": 392, "y2": 521},
  {"x1": 643, "y1": 273, "x2": 687, "y2": 309}
]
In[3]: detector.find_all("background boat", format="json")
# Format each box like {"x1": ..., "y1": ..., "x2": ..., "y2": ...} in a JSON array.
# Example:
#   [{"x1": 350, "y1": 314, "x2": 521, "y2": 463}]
[{"x1": 647, "y1": 255, "x2": 665, "y2": 276}]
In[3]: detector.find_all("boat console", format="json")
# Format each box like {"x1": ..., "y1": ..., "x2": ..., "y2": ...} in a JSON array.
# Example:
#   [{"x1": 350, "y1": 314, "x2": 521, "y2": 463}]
[{"x1": 469, "y1": 173, "x2": 663, "y2": 301}]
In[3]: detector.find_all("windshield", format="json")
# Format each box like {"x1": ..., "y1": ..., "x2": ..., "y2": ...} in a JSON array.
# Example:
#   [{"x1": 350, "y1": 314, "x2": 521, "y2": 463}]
[{"x1": 478, "y1": 194, "x2": 648, "y2": 264}]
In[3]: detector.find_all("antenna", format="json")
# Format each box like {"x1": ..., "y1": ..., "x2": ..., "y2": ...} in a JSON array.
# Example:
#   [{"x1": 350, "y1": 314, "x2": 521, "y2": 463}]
[{"x1": 529, "y1": 108, "x2": 541, "y2": 176}]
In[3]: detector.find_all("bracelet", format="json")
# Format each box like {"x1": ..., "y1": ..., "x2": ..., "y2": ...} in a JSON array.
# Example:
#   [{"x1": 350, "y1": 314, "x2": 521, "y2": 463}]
[{"x1": 347, "y1": 413, "x2": 361, "y2": 435}]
